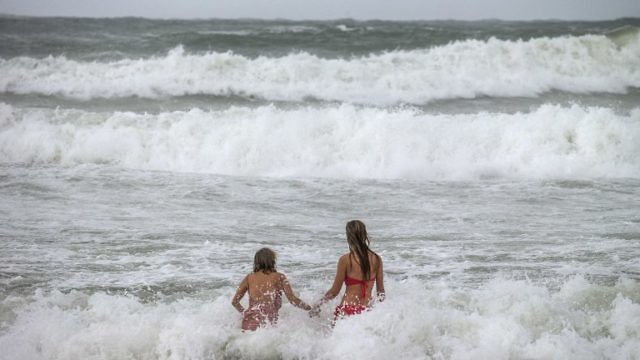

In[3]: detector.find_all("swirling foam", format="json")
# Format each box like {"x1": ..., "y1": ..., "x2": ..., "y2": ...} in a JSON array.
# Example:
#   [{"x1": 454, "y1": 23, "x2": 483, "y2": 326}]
[{"x1": 0, "y1": 276, "x2": 638, "y2": 360}]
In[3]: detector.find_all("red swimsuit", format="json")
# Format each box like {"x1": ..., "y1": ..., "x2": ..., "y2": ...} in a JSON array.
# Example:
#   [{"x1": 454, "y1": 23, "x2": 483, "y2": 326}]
[
  {"x1": 242, "y1": 296, "x2": 282, "y2": 330},
  {"x1": 345, "y1": 275, "x2": 375, "y2": 299},
  {"x1": 333, "y1": 275, "x2": 375, "y2": 318}
]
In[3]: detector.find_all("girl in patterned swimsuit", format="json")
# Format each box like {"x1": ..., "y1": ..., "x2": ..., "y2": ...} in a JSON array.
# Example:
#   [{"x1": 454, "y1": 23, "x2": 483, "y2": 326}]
[
  {"x1": 232, "y1": 248, "x2": 312, "y2": 331},
  {"x1": 312, "y1": 220, "x2": 385, "y2": 322}
]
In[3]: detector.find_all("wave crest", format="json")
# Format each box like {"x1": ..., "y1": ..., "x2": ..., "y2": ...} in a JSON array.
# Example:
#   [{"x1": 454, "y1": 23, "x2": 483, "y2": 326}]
[
  {"x1": 1, "y1": 103, "x2": 638, "y2": 180},
  {"x1": 1, "y1": 33, "x2": 639, "y2": 104}
]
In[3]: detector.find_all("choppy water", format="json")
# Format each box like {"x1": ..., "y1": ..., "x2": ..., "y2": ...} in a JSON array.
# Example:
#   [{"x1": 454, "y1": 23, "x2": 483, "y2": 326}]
[{"x1": 1, "y1": 16, "x2": 639, "y2": 360}]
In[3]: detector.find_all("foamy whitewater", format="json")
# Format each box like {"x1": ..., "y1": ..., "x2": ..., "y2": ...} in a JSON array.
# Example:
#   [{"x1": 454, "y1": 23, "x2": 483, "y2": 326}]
[{"x1": 1, "y1": 16, "x2": 639, "y2": 360}]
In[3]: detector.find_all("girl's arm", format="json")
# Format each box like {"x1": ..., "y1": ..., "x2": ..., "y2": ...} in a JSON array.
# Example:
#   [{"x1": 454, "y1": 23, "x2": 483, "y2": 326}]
[
  {"x1": 375, "y1": 256, "x2": 385, "y2": 301},
  {"x1": 313, "y1": 255, "x2": 347, "y2": 310},
  {"x1": 279, "y1": 274, "x2": 311, "y2": 310},
  {"x1": 231, "y1": 275, "x2": 249, "y2": 313}
]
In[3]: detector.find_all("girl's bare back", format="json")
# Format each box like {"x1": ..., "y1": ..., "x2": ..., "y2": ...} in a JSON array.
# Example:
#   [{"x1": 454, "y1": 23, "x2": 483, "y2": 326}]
[
  {"x1": 342, "y1": 251, "x2": 383, "y2": 305},
  {"x1": 247, "y1": 271, "x2": 283, "y2": 302},
  {"x1": 232, "y1": 270, "x2": 311, "y2": 330}
]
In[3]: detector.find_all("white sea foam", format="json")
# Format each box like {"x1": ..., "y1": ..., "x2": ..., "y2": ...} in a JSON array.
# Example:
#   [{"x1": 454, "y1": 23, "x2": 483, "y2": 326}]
[
  {"x1": 266, "y1": 25, "x2": 320, "y2": 34},
  {"x1": 335, "y1": 24, "x2": 356, "y2": 32},
  {"x1": 0, "y1": 276, "x2": 638, "y2": 360},
  {"x1": 0, "y1": 33, "x2": 638, "y2": 103},
  {"x1": 0, "y1": 103, "x2": 638, "y2": 180}
]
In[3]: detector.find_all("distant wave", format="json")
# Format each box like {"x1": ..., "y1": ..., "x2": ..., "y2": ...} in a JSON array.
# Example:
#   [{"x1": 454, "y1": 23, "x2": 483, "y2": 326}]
[
  {"x1": 606, "y1": 25, "x2": 640, "y2": 47},
  {"x1": 0, "y1": 33, "x2": 639, "y2": 104},
  {"x1": 1, "y1": 103, "x2": 638, "y2": 180}
]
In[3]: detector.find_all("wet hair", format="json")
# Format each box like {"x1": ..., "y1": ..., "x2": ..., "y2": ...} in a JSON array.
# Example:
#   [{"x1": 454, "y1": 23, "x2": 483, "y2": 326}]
[
  {"x1": 346, "y1": 220, "x2": 378, "y2": 279},
  {"x1": 253, "y1": 248, "x2": 277, "y2": 273}
]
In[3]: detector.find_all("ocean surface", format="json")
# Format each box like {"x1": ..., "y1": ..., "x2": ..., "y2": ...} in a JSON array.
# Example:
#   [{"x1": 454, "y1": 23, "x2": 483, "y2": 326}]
[{"x1": 1, "y1": 16, "x2": 640, "y2": 360}]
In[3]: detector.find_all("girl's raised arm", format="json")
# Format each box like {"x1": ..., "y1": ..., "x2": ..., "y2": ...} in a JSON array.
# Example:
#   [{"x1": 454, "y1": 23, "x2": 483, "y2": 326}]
[{"x1": 231, "y1": 275, "x2": 249, "y2": 313}]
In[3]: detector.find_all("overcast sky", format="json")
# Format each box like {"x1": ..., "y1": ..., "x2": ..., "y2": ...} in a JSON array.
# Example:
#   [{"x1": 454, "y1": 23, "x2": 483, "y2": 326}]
[{"x1": 0, "y1": 0, "x2": 639, "y2": 21}]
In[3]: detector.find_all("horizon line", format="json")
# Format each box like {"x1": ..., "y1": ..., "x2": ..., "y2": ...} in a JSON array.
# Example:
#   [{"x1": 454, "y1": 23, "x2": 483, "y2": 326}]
[{"x1": 1, "y1": 12, "x2": 638, "y2": 23}]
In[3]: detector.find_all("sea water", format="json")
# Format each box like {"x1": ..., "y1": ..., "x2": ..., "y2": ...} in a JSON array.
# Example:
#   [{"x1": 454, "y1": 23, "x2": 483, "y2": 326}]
[{"x1": 0, "y1": 17, "x2": 639, "y2": 360}]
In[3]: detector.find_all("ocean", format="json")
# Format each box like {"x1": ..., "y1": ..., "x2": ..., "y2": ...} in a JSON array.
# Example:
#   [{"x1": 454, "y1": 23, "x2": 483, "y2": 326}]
[{"x1": 0, "y1": 16, "x2": 639, "y2": 359}]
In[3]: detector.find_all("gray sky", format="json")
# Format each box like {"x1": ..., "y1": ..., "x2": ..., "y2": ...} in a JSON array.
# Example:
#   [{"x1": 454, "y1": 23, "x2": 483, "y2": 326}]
[{"x1": 0, "y1": 0, "x2": 639, "y2": 20}]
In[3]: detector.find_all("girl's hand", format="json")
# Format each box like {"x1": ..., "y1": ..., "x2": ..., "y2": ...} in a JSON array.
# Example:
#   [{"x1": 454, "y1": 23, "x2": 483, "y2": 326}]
[{"x1": 309, "y1": 305, "x2": 321, "y2": 317}]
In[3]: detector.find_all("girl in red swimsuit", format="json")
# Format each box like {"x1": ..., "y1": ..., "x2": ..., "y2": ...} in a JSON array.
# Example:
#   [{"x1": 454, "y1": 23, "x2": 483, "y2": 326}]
[
  {"x1": 312, "y1": 220, "x2": 385, "y2": 322},
  {"x1": 232, "y1": 248, "x2": 312, "y2": 331}
]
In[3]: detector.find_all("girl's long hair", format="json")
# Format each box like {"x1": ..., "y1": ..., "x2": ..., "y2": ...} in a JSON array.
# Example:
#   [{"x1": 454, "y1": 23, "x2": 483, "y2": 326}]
[{"x1": 346, "y1": 220, "x2": 378, "y2": 279}]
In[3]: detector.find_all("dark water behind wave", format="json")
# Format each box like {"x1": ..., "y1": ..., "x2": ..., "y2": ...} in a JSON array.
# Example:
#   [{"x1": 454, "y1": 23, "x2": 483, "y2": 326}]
[{"x1": 1, "y1": 16, "x2": 639, "y2": 60}]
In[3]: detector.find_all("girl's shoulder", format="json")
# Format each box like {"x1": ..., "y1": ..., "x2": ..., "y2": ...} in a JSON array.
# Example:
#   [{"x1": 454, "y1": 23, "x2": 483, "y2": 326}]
[
  {"x1": 271, "y1": 271, "x2": 288, "y2": 285},
  {"x1": 338, "y1": 253, "x2": 354, "y2": 269},
  {"x1": 247, "y1": 271, "x2": 282, "y2": 284}
]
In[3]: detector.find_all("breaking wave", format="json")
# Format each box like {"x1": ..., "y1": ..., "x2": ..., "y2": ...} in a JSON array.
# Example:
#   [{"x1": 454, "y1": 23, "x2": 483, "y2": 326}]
[
  {"x1": 0, "y1": 33, "x2": 639, "y2": 104},
  {"x1": 1, "y1": 103, "x2": 638, "y2": 180}
]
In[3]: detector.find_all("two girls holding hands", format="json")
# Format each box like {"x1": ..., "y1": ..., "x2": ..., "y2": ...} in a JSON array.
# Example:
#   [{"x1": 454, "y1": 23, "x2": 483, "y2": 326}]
[{"x1": 232, "y1": 220, "x2": 385, "y2": 331}]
